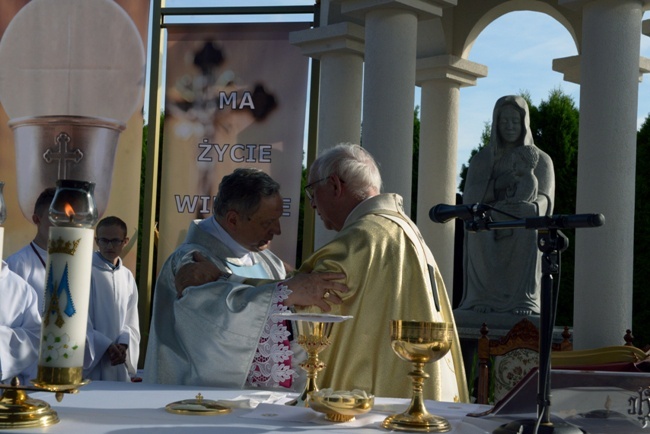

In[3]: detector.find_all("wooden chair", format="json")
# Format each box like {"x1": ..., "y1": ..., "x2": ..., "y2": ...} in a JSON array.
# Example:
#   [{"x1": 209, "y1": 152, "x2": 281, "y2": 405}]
[{"x1": 476, "y1": 318, "x2": 573, "y2": 405}]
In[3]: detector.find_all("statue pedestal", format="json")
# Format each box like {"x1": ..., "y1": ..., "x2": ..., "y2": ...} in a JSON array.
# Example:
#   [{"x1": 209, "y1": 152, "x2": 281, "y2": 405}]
[{"x1": 454, "y1": 310, "x2": 541, "y2": 336}]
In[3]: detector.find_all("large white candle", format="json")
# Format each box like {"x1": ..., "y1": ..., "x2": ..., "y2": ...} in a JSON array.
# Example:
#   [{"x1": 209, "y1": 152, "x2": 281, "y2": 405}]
[{"x1": 38, "y1": 226, "x2": 94, "y2": 385}]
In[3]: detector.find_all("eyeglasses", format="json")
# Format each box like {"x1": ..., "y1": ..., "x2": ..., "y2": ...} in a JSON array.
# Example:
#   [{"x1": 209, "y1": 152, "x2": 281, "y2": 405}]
[
  {"x1": 96, "y1": 237, "x2": 126, "y2": 247},
  {"x1": 304, "y1": 176, "x2": 329, "y2": 201}
]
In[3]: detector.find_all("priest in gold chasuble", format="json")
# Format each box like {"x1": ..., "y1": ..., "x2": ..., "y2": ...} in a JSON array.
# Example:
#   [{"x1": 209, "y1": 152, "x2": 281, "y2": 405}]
[{"x1": 298, "y1": 144, "x2": 468, "y2": 402}]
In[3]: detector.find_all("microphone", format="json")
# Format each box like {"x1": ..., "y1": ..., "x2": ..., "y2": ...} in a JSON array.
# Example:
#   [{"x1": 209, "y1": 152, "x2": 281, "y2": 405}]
[{"x1": 429, "y1": 203, "x2": 488, "y2": 224}]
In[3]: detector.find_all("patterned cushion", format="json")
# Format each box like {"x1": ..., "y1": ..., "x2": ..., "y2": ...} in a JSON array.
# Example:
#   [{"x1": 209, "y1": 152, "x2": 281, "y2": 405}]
[{"x1": 493, "y1": 348, "x2": 538, "y2": 402}]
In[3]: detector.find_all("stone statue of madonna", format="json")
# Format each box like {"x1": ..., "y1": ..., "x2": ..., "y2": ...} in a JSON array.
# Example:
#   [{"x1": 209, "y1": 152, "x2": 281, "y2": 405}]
[{"x1": 459, "y1": 95, "x2": 555, "y2": 316}]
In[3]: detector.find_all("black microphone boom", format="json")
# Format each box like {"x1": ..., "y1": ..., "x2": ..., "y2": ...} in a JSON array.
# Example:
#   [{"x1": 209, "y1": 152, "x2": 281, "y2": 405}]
[
  {"x1": 429, "y1": 202, "x2": 605, "y2": 231},
  {"x1": 525, "y1": 213, "x2": 605, "y2": 229}
]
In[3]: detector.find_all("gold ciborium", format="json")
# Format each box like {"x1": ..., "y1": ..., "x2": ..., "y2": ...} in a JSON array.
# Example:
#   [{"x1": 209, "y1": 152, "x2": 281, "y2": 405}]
[
  {"x1": 272, "y1": 313, "x2": 351, "y2": 407},
  {"x1": 382, "y1": 320, "x2": 453, "y2": 433}
]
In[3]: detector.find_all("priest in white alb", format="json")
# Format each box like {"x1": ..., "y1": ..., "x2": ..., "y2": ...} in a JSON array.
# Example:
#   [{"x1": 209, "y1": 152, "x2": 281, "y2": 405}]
[
  {"x1": 145, "y1": 168, "x2": 348, "y2": 390},
  {"x1": 85, "y1": 216, "x2": 140, "y2": 381}
]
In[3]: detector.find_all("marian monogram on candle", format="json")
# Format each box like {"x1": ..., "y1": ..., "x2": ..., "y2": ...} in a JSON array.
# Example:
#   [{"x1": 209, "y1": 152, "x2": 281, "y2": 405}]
[
  {"x1": 39, "y1": 226, "x2": 94, "y2": 369},
  {"x1": 44, "y1": 237, "x2": 81, "y2": 326}
]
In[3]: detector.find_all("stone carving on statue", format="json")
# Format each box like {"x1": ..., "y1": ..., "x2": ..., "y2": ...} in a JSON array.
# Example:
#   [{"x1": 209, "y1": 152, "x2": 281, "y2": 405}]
[{"x1": 457, "y1": 95, "x2": 555, "y2": 321}]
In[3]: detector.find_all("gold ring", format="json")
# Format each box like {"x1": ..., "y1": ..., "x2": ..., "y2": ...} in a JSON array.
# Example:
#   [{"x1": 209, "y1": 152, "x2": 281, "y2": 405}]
[{"x1": 323, "y1": 291, "x2": 331, "y2": 299}]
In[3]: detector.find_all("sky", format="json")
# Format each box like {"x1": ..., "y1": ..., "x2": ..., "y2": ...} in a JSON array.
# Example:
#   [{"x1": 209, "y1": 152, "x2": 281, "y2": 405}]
[{"x1": 160, "y1": 1, "x2": 650, "y2": 186}]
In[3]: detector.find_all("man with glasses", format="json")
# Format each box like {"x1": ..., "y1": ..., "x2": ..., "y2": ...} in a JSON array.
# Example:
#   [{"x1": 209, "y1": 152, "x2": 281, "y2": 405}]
[
  {"x1": 145, "y1": 168, "x2": 348, "y2": 390},
  {"x1": 85, "y1": 216, "x2": 140, "y2": 381},
  {"x1": 297, "y1": 143, "x2": 467, "y2": 402}
]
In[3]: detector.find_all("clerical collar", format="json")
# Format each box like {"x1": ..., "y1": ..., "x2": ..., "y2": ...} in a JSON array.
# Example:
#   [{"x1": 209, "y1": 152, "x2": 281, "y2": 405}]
[{"x1": 198, "y1": 217, "x2": 256, "y2": 266}]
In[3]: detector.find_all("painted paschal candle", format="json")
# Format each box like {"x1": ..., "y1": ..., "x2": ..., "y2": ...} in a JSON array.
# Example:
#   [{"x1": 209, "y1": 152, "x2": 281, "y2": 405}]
[{"x1": 37, "y1": 180, "x2": 97, "y2": 386}]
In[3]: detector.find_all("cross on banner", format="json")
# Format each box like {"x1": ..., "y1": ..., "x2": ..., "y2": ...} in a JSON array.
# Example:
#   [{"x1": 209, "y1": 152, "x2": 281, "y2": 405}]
[{"x1": 43, "y1": 132, "x2": 84, "y2": 179}]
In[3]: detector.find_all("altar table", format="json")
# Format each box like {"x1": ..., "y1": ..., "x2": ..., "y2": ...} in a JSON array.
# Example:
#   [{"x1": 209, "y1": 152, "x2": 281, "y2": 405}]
[{"x1": 4, "y1": 380, "x2": 647, "y2": 433}]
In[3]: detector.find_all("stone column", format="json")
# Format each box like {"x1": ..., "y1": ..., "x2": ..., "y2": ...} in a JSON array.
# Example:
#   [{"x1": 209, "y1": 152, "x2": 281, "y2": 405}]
[
  {"x1": 290, "y1": 22, "x2": 365, "y2": 248},
  {"x1": 561, "y1": 0, "x2": 645, "y2": 349},
  {"x1": 291, "y1": 22, "x2": 365, "y2": 151},
  {"x1": 341, "y1": 0, "x2": 455, "y2": 214},
  {"x1": 416, "y1": 55, "x2": 486, "y2": 301}
]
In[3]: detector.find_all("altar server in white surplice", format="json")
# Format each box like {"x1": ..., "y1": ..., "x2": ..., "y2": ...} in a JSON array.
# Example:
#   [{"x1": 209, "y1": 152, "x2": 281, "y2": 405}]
[
  {"x1": 145, "y1": 168, "x2": 348, "y2": 390},
  {"x1": 85, "y1": 216, "x2": 140, "y2": 381},
  {"x1": 0, "y1": 261, "x2": 41, "y2": 385},
  {"x1": 6, "y1": 187, "x2": 56, "y2": 313}
]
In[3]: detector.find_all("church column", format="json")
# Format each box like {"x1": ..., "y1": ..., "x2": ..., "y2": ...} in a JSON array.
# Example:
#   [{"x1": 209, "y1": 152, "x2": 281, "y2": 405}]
[
  {"x1": 340, "y1": 0, "x2": 456, "y2": 214},
  {"x1": 416, "y1": 55, "x2": 486, "y2": 300},
  {"x1": 291, "y1": 22, "x2": 365, "y2": 151},
  {"x1": 561, "y1": 0, "x2": 645, "y2": 349},
  {"x1": 290, "y1": 22, "x2": 365, "y2": 248}
]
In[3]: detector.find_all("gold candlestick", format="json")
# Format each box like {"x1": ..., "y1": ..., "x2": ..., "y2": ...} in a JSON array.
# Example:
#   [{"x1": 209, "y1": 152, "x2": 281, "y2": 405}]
[{"x1": 382, "y1": 320, "x2": 454, "y2": 433}]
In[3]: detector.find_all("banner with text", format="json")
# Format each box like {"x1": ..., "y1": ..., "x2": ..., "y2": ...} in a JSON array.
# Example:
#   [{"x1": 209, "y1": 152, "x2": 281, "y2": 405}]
[{"x1": 158, "y1": 22, "x2": 310, "y2": 272}]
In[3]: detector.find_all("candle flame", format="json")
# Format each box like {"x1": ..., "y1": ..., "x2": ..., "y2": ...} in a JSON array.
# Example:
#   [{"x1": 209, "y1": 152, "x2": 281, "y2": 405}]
[{"x1": 64, "y1": 203, "x2": 75, "y2": 223}]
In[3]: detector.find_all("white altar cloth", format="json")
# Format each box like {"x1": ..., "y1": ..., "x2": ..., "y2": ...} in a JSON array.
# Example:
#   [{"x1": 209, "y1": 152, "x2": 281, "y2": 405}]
[{"x1": 5, "y1": 380, "x2": 647, "y2": 433}]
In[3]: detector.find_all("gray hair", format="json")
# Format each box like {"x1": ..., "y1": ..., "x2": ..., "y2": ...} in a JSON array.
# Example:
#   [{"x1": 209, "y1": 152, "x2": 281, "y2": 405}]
[
  {"x1": 213, "y1": 168, "x2": 281, "y2": 219},
  {"x1": 311, "y1": 143, "x2": 382, "y2": 200}
]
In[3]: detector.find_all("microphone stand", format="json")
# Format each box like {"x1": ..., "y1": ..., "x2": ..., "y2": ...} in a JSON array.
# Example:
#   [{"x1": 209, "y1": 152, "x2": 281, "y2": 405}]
[{"x1": 467, "y1": 215, "x2": 587, "y2": 434}]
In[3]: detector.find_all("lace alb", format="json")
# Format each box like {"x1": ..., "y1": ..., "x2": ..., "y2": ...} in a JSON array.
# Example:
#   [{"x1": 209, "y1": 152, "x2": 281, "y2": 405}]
[{"x1": 246, "y1": 283, "x2": 295, "y2": 388}]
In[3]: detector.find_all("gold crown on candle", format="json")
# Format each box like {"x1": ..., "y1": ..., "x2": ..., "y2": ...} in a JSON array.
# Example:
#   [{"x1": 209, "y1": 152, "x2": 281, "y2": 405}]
[{"x1": 48, "y1": 236, "x2": 80, "y2": 256}]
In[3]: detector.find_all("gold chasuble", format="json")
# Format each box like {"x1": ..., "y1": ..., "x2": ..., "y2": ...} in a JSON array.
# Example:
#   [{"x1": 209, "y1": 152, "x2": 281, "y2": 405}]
[{"x1": 297, "y1": 194, "x2": 468, "y2": 402}]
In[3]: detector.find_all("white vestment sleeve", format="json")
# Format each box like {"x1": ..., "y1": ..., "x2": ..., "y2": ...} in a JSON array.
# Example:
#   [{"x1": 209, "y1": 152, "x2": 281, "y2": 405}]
[{"x1": 0, "y1": 268, "x2": 41, "y2": 384}]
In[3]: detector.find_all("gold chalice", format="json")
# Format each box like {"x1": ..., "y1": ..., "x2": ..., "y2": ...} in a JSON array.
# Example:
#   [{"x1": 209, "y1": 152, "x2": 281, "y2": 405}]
[
  {"x1": 382, "y1": 320, "x2": 453, "y2": 433},
  {"x1": 286, "y1": 318, "x2": 335, "y2": 407},
  {"x1": 271, "y1": 312, "x2": 352, "y2": 407}
]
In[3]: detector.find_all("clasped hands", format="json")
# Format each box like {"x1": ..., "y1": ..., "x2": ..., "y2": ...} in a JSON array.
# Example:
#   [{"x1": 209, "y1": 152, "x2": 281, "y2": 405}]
[
  {"x1": 107, "y1": 343, "x2": 128, "y2": 366},
  {"x1": 174, "y1": 252, "x2": 348, "y2": 312}
]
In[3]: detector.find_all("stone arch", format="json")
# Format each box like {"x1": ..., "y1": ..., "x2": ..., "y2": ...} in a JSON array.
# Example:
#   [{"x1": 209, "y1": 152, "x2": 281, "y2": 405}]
[{"x1": 450, "y1": 1, "x2": 580, "y2": 60}]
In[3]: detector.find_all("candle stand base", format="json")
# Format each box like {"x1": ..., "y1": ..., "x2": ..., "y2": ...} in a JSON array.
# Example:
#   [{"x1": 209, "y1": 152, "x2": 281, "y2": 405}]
[{"x1": 0, "y1": 377, "x2": 88, "y2": 429}]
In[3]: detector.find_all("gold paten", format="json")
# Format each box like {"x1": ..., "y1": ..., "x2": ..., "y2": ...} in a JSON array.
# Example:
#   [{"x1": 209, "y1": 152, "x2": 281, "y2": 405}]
[
  {"x1": 0, "y1": 376, "x2": 86, "y2": 429},
  {"x1": 165, "y1": 393, "x2": 232, "y2": 415},
  {"x1": 382, "y1": 320, "x2": 453, "y2": 433},
  {"x1": 286, "y1": 320, "x2": 334, "y2": 407}
]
